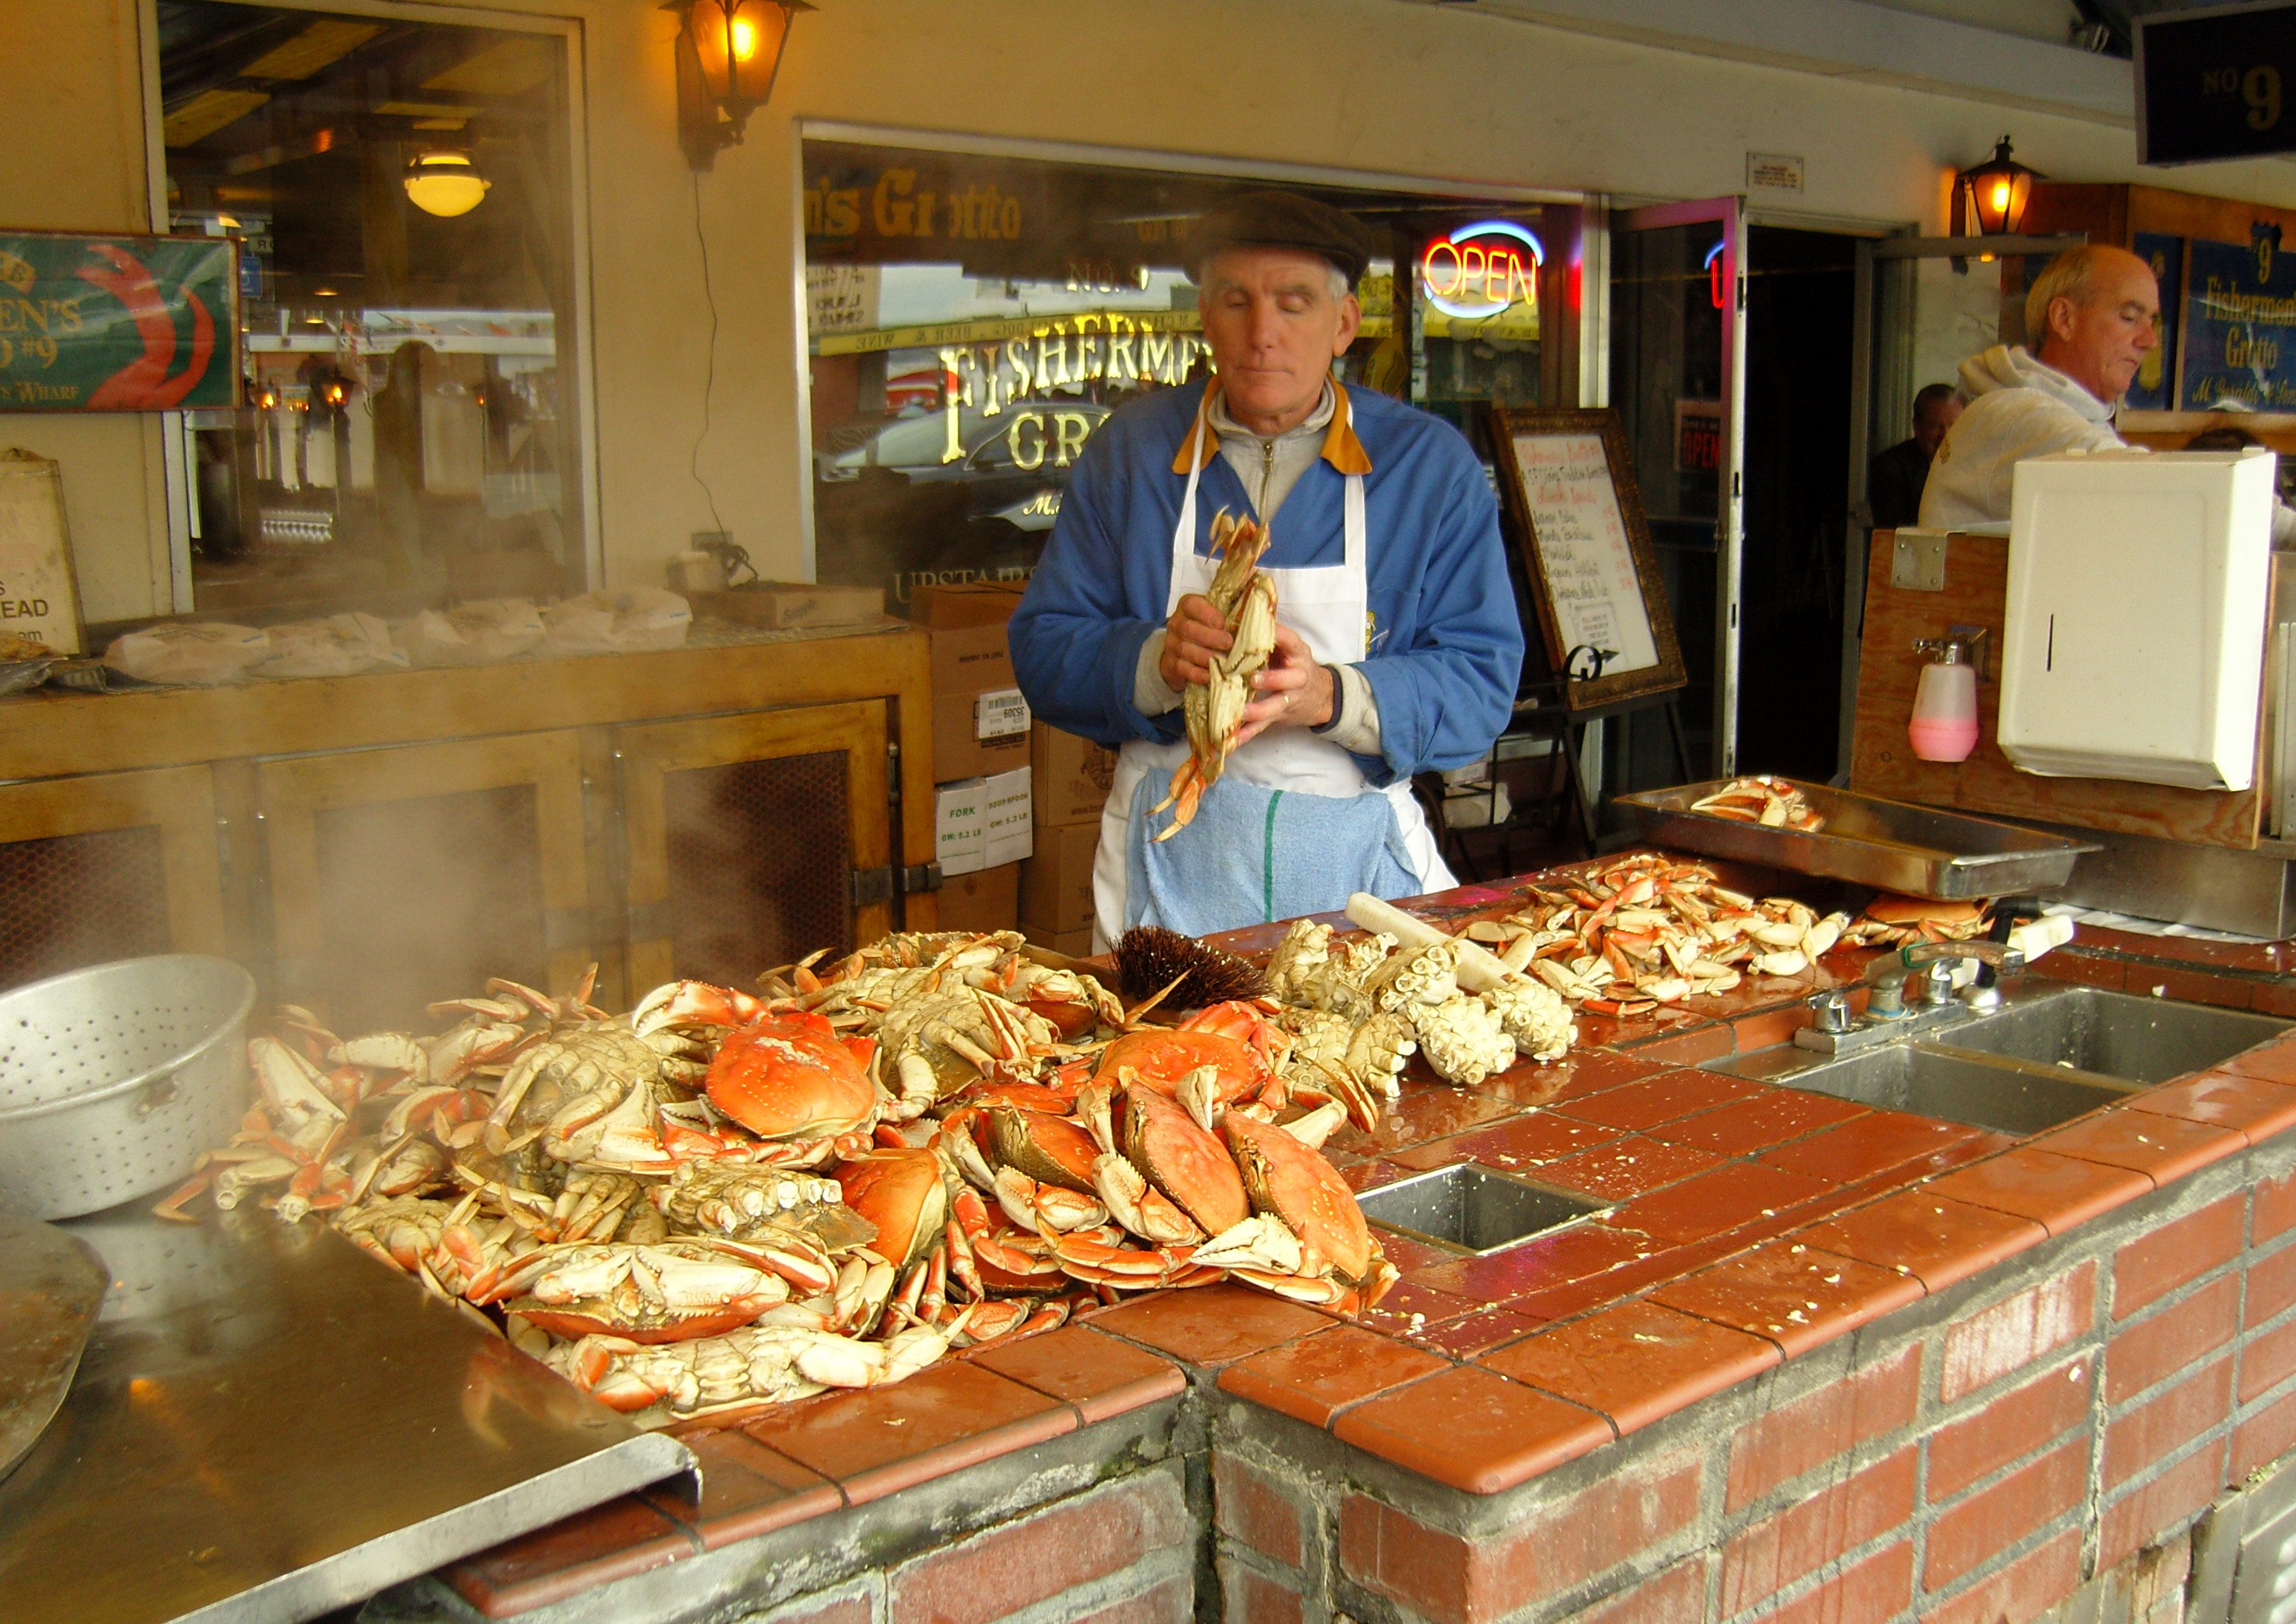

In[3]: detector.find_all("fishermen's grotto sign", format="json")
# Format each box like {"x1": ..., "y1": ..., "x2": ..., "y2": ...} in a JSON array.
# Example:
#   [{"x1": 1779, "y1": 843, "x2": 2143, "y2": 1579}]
[{"x1": 0, "y1": 232, "x2": 240, "y2": 412}]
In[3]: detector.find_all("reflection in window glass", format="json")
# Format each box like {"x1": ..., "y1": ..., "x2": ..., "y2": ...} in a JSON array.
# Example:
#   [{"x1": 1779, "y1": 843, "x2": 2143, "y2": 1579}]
[
  {"x1": 802, "y1": 140, "x2": 1571, "y2": 607},
  {"x1": 159, "y1": 2, "x2": 582, "y2": 615}
]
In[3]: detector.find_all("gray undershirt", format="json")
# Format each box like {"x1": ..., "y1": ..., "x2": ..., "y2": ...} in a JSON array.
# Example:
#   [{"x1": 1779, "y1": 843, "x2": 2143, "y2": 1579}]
[{"x1": 1132, "y1": 380, "x2": 1382, "y2": 755}]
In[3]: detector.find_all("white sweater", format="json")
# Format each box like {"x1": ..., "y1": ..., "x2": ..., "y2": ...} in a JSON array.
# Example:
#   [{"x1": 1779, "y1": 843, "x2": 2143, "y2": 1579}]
[{"x1": 1919, "y1": 344, "x2": 2296, "y2": 543}]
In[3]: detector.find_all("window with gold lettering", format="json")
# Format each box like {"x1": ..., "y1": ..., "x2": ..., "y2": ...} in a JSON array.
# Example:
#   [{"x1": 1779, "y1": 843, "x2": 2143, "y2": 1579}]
[{"x1": 802, "y1": 137, "x2": 1575, "y2": 608}]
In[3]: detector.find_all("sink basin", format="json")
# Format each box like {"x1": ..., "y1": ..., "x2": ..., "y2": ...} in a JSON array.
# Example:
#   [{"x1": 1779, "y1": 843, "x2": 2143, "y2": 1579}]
[
  {"x1": 1931, "y1": 986, "x2": 2287, "y2": 1085},
  {"x1": 1724, "y1": 1042, "x2": 2142, "y2": 1137},
  {"x1": 1356, "y1": 1164, "x2": 1605, "y2": 1255}
]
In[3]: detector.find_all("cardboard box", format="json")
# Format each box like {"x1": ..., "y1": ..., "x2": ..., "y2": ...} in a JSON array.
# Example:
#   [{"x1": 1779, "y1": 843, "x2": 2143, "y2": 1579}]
[
  {"x1": 982, "y1": 766, "x2": 1033, "y2": 867},
  {"x1": 934, "y1": 779, "x2": 986, "y2": 877},
  {"x1": 913, "y1": 582, "x2": 1032, "y2": 781},
  {"x1": 689, "y1": 583, "x2": 887, "y2": 629},
  {"x1": 908, "y1": 580, "x2": 1027, "y2": 628},
  {"x1": 1020, "y1": 820, "x2": 1099, "y2": 936},
  {"x1": 937, "y1": 862, "x2": 1018, "y2": 933},
  {"x1": 1024, "y1": 925, "x2": 1096, "y2": 960},
  {"x1": 1031, "y1": 723, "x2": 1118, "y2": 828}
]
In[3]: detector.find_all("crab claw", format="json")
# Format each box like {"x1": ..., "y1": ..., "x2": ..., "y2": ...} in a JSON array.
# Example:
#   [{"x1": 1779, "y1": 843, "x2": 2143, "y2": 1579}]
[{"x1": 633, "y1": 979, "x2": 766, "y2": 1037}]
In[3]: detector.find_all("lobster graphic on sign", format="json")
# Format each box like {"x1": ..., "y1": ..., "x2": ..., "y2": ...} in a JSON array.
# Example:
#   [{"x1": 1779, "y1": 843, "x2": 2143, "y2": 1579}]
[{"x1": 76, "y1": 243, "x2": 215, "y2": 411}]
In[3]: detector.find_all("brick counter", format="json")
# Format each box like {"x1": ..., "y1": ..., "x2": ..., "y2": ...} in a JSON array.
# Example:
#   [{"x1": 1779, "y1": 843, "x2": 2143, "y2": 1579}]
[{"x1": 359, "y1": 864, "x2": 2296, "y2": 1624}]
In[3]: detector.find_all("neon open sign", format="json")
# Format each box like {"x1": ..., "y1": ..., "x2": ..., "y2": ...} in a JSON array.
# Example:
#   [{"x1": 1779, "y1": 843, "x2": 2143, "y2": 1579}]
[{"x1": 1421, "y1": 220, "x2": 1544, "y2": 320}]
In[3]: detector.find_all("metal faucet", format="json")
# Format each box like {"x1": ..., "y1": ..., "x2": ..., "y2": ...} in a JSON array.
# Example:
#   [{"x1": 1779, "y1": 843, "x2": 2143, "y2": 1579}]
[
  {"x1": 1800, "y1": 942, "x2": 2027, "y2": 1053},
  {"x1": 1857, "y1": 940, "x2": 2025, "y2": 1013}
]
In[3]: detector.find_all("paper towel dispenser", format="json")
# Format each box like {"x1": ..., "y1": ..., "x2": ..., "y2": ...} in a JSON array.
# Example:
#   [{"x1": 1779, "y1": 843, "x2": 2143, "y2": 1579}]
[{"x1": 1998, "y1": 449, "x2": 2276, "y2": 792}]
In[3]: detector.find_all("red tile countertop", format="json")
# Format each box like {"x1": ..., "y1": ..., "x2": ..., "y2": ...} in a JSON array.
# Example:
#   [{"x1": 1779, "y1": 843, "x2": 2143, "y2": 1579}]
[{"x1": 441, "y1": 856, "x2": 2296, "y2": 1613}]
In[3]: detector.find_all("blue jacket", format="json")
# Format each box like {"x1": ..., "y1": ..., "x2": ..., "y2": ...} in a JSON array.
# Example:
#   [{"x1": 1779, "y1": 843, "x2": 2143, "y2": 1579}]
[{"x1": 1008, "y1": 380, "x2": 1522, "y2": 787}]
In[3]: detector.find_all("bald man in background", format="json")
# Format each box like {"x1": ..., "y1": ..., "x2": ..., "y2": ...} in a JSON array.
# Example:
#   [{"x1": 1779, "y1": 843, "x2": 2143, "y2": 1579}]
[{"x1": 1922, "y1": 244, "x2": 2295, "y2": 543}]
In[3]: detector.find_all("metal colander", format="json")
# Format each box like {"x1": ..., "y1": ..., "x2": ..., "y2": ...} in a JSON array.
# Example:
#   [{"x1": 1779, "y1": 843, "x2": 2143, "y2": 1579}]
[{"x1": 0, "y1": 956, "x2": 257, "y2": 1220}]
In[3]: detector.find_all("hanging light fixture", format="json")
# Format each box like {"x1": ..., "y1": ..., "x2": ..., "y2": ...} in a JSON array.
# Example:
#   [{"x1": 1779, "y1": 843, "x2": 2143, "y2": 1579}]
[
  {"x1": 667, "y1": 0, "x2": 813, "y2": 171},
  {"x1": 1956, "y1": 137, "x2": 2043, "y2": 237},
  {"x1": 403, "y1": 149, "x2": 491, "y2": 218}
]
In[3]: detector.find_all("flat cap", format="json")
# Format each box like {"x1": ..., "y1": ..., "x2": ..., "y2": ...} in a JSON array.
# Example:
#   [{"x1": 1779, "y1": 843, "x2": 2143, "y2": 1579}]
[{"x1": 1185, "y1": 190, "x2": 1376, "y2": 287}]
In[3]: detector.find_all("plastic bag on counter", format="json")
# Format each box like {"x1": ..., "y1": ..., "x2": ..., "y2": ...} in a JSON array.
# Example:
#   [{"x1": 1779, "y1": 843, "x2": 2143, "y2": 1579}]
[
  {"x1": 103, "y1": 623, "x2": 270, "y2": 685},
  {"x1": 393, "y1": 599, "x2": 548, "y2": 667},
  {"x1": 258, "y1": 613, "x2": 410, "y2": 679},
  {"x1": 541, "y1": 589, "x2": 691, "y2": 655}
]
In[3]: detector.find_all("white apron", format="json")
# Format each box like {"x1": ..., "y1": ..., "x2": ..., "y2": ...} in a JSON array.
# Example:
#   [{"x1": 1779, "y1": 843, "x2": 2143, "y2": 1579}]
[{"x1": 1090, "y1": 393, "x2": 1452, "y2": 950}]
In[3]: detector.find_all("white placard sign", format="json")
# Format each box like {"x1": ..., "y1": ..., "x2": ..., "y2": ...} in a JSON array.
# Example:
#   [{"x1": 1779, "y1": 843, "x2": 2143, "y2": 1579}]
[
  {"x1": 1509, "y1": 432, "x2": 1659, "y2": 677},
  {"x1": 0, "y1": 448, "x2": 83, "y2": 654}
]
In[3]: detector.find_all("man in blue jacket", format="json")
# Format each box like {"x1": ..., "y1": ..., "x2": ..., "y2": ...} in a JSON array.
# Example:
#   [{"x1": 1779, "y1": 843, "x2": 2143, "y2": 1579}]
[{"x1": 1008, "y1": 191, "x2": 1522, "y2": 947}]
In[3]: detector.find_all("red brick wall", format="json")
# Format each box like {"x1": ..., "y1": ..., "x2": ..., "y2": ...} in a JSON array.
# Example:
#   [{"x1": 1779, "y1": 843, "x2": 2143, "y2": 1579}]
[
  {"x1": 753, "y1": 1465, "x2": 1195, "y2": 1624},
  {"x1": 1209, "y1": 1148, "x2": 2296, "y2": 1623}
]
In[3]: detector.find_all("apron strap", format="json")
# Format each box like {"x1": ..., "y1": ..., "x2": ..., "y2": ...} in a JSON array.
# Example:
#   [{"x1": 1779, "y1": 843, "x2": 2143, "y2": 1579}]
[{"x1": 1169, "y1": 393, "x2": 1213, "y2": 613}]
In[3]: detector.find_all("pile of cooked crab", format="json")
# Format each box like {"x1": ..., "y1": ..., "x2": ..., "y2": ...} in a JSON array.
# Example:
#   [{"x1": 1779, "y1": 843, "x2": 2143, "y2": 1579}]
[{"x1": 155, "y1": 925, "x2": 1575, "y2": 1427}]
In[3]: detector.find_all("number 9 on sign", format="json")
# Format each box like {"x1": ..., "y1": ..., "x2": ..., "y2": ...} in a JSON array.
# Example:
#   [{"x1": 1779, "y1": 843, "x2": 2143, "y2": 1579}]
[{"x1": 2248, "y1": 64, "x2": 2283, "y2": 132}]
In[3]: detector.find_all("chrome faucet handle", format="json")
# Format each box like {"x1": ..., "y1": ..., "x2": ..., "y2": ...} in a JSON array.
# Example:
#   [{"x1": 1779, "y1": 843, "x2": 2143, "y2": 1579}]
[
  {"x1": 1919, "y1": 961, "x2": 1959, "y2": 1005},
  {"x1": 1810, "y1": 989, "x2": 1854, "y2": 1035}
]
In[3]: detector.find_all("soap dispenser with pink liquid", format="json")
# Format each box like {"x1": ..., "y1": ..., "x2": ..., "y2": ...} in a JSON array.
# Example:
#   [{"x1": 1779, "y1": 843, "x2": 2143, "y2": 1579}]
[{"x1": 1909, "y1": 635, "x2": 1981, "y2": 763}]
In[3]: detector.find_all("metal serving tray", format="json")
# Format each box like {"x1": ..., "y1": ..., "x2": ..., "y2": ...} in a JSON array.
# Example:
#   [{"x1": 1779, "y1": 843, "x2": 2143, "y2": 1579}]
[
  {"x1": 0, "y1": 1205, "x2": 694, "y2": 1624},
  {"x1": 1615, "y1": 781, "x2": 2098, "y2": 900}
]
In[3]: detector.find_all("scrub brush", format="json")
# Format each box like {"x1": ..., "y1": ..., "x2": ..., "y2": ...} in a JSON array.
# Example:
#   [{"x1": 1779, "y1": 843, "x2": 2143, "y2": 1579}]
[{"x1": 1111, "y1": 926, "x2": 1266, "y2": 1009}]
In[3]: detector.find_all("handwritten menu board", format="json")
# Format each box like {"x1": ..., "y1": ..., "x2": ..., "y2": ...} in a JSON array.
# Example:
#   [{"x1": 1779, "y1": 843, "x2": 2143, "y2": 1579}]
[
  {"x1": 1490, "y1": 407, "x2": 1687, "y2": 711},
  {"x1": 1510, "y1": 431, "x2": 1660, "y2": 675}
]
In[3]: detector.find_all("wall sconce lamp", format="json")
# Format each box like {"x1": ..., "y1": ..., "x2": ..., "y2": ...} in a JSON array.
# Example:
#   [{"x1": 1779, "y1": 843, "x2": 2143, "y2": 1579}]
[
  {"x1": 667, "y1": 0, "x2": 812, "y2": 171},
  {"x1": 404, "y1": 149, "x2": 491, "y2": 218},
  {"x1": 1956, "y1": 137, "x2": 2042, "y2": 237}
]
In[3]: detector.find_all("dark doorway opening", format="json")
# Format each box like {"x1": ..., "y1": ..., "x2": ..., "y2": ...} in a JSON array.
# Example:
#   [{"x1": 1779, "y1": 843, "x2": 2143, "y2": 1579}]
[{"x1": 1736, "y1": 225, "x2": 1859, "y2": 781}]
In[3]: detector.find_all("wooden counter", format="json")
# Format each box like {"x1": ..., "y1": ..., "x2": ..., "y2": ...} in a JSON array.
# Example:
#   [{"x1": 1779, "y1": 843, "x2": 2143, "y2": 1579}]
[{"x1": 0, "y1": 619, "x2": 938, "y2": 1018}]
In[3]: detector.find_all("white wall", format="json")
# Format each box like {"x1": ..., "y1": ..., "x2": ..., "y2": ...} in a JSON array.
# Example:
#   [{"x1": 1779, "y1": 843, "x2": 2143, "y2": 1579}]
[{"x1": 11, "y1": 0, "x2": 2296, "y2": 617}]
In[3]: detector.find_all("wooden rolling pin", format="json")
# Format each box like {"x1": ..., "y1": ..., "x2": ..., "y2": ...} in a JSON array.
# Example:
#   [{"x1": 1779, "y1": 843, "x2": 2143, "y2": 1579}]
[{"x1": 1345, "y1": 892, "x2": 1528, "y2": 994}]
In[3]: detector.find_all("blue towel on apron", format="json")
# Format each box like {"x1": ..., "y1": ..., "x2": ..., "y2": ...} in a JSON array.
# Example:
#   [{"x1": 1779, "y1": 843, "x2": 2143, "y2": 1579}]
[{"x1": 1124, "y1": 770, "x2": 1420, "y2": 937}]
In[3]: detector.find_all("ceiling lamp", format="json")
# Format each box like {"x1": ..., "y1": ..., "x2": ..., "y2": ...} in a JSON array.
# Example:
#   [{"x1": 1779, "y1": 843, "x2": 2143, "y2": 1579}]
[
  {"x1": 668, "y1": 0, "x2": 812, "y2": 171},
  {"x1": 1956, "y1": 137, "x2": 2043, "y2": 237},
  {"x1": 403, "y1": 149, "x2": 491, "y2": 218}
]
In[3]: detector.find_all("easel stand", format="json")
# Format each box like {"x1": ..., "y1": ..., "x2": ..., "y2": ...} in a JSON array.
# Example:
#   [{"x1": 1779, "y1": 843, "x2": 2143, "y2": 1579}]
[
  {"x1": 1426, "y1": 682, "x2": 1694, "y2": 883},
  {"x1": 1529, "y1": 685, "x2": 1695, "y2": 852}
]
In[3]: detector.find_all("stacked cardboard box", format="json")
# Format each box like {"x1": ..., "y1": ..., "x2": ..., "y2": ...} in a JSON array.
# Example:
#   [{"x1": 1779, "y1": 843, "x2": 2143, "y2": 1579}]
[
  {"x1": 1021, "y1": 722, "x2": 1118, "y2": 957},
  {"x1": 914, "y1": 584, "x2": 1032, "y2": 932}
]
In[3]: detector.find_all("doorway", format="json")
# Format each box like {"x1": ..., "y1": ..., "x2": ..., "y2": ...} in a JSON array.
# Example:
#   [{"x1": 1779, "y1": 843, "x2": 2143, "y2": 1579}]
[{"x1": 1736, "y1": 225, "x2": 1859, "y2": 781}]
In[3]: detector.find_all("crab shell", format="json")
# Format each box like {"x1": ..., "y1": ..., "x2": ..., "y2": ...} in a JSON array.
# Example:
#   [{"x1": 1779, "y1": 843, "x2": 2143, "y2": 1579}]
[
  {"x1": 1119, "y1": 1085, "x2": 1249, "y2": 1236},
  {"x1": 706, "y1": 1010, "x2": 877, "y2": 1140},
  {"x1": 1219, "y1": 1113, "x2": 1375, "y2": 1285},
  {"x1": 988, "y1": 1102, "x2": 1103, "y2": 1193},
  {"x1": 833, "y1": 1148, "x2": 945, "y2": 1270},
  {"x1": 1094, "y1": 1029, "x2": 1267, "y2": 1103}
]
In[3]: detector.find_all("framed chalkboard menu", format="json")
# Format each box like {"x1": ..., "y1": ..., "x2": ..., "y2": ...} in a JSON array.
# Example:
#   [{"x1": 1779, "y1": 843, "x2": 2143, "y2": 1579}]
[{"x1": 1489, "y1": 407, "x2": 1687, "y2": 711}]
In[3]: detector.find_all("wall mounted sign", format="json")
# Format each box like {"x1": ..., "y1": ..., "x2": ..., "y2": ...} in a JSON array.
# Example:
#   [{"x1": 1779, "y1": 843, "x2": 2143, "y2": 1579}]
[
  {"x1": 2137, "y1": 1, "x2": 2296, "y2": 166},
  {"x1": 1489, "y1": 406, "x2": 1686, "y2": 712},
  {"x1": 2127, "y1": 230, "x2": 2184, "y2": 413},
  {"x1": 2181, "y1": 232, "x2": 2296, "y2": 411},
  {"x1": 0, "y1": 232, "x2": 240, "y2": 412},
  {"x1": 1745, "y1": 152, "x2": 1805, "y2": 192}
]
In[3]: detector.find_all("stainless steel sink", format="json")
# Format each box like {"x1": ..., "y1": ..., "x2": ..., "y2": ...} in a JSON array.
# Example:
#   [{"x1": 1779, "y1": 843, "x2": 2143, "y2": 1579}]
[
  {"x1": 1927, "y1": 986, "x2": 2288, "y2": 1085},
  {"x1": 1714, "y1": 1041, "x2": 2142, "y2": 1137},
  {"x1": 1356, "y1": 1164, "x2": 1605, "y2": 1255},
  {"x1": 1708, "y1": 982, "x2": 2287, "y2": 1141}
]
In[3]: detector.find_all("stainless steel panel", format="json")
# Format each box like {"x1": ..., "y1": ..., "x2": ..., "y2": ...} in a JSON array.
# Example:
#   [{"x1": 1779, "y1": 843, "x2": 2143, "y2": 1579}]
[
  {"x1": 1616, "y1": 782, "x2": 2098, "y2": 899},
  {"x1": 2036, "y1": 821, "x2": 2296, "y2": 939},
  {"x1": 0, "y1": 1206, "x2": 692, "y2": 1624},
  {"x1": 1933, "y1": 986, "x2": 2288, "y2": 1085},
  {"x1": 1890, "y1": 529, "x2": 1949, "y2": 591},
  {"x1": 1357, "y1": 1165, "x2": 1603, "y2": 1256}
]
